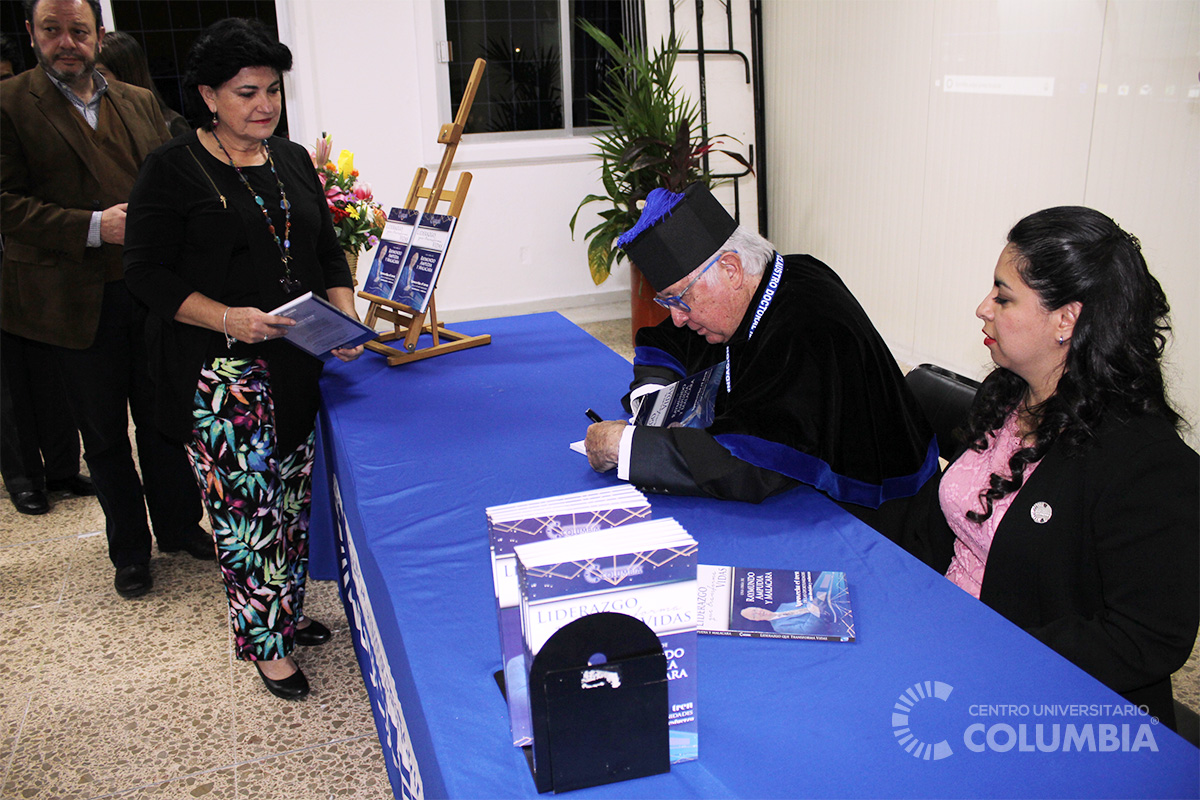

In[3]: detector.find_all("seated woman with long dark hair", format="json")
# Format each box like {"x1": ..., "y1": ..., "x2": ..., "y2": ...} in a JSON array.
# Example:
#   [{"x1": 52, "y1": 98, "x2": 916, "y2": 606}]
[{"x1": 903, "y1": 206, "x2": 1198, "y2": 729}]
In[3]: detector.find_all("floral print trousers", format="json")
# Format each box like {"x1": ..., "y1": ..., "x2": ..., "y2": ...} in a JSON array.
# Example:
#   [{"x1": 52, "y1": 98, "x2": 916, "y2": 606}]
[{"x1": 185, "y1": 357, "x2": 314, "y2": 662}]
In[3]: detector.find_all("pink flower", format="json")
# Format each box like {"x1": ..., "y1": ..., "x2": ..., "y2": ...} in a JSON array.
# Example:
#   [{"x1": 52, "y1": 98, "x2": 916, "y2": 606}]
[
  {"x1": 353, "y1": 182, "x2": 373, "y2": 201},
  {"x1": 311, "y1": 132, "x2": 333, "y2": 168}
]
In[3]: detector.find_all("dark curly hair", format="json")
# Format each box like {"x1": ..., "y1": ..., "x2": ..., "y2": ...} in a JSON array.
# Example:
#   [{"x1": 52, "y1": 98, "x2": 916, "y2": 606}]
[
  {"x1": 183, "y1": 18, "x2": 291, "y2": 130},
  {"x1": 962, "y1": 205, "x2": 1179, "y2": 522}
]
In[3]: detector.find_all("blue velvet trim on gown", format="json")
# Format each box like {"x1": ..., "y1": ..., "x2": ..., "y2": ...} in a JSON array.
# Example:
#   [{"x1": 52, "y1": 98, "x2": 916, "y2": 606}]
[
  {"x1": 714, "y1": 434, "x2": 941, "y2": 508},
  {"x1": 633, "y1": 346, "x2": 689, "y2": 378}
]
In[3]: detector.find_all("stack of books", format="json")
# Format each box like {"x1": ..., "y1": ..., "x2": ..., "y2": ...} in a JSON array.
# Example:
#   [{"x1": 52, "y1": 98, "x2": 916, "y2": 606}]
[
  {"x1": 486, "y1": 487, "x2": 652, "y2": 746},
  {"x1": 514, "y1": 518, "x2": 699, "y2": 764}
]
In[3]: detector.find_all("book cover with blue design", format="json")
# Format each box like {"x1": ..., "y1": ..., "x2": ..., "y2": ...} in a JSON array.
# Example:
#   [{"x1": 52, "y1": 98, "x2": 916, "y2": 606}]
[
  {"x1": 696, "y1": 565, "x2": 855, "y2": 642},
  {"x1": 389, "y1": 211, "x2": 455, "y2": 313},
  {"x1": 360, "y1": 207, "x2": 419, "y2": 299},
  {"x1": 632, "y1": 360, "x2": 726, "y2": 429},
  {"x1": 515, "y1": 520, "x2": 699, "y2": 763},
  {"x1": 267, "y1": 291, "x2": 378, "y2": 360},
  {"x1": 487, "y1": 487, "x2": 651, "y2": 747}
]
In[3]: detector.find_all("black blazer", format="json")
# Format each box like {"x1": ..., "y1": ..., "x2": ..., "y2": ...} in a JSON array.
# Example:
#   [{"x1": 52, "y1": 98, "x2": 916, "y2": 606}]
[
  {"x1": 903, "y1": 413, "x2": 1199, "y2": 727},
  {"x1": 123, "y1": 131, "x2": 351, "y2": 449}
]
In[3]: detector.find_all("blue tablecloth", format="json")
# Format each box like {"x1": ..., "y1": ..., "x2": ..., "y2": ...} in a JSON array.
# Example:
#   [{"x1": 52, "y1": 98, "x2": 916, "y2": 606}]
[{"x1": 309, "y1": 312, "x2": 1198, "y2": 799}]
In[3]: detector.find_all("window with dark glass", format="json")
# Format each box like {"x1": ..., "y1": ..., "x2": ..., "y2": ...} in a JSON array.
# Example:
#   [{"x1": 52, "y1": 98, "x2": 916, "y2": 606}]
[
  {"x1": 444, "y1": 0, "x2": 644, "y2": 135},
  {"x1": 109, "y1": 0, "x2": 286, "y2": 135}
]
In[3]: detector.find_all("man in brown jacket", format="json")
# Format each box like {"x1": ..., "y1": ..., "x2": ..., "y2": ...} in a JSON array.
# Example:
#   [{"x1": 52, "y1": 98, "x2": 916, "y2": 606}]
[{"x1": 1, "y1": 0, "x2": 209, "y2": 597}]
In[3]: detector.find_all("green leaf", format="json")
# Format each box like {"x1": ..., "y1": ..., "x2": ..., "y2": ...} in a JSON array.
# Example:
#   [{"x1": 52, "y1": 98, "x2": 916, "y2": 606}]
[
  {"x1": 587, "y1": 236, "x2": 612, "y2": 285},
  {"x1": 573, "y1": 19, "x2": 745, "y2": 285}
]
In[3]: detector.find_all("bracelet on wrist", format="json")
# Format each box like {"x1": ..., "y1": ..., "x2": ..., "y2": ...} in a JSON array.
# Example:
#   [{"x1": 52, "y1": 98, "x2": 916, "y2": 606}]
[{"x1": 222, "y1": 307, "x2": 236, "y2": 349}]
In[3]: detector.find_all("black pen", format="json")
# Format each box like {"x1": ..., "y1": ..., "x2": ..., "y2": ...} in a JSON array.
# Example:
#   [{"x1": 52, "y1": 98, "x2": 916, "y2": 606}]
[{"x1": 585, "y1": 408, "x2": 603, "y2": 423}]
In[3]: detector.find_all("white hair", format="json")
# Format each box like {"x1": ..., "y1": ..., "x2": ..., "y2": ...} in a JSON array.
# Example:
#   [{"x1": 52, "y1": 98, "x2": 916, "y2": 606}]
[{"x1": 698, "y1": 224, "x2": 777, "y2": 286}]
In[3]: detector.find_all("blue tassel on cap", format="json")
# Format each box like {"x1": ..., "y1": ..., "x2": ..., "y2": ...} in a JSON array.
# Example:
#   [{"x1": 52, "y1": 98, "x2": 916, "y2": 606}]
[{"x1": 616, "y1": 188, "x2": 685, "y2": 249}]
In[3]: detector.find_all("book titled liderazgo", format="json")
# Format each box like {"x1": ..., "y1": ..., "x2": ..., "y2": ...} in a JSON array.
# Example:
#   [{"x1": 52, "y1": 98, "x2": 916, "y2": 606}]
[
  {"x1": 268, "y1": 291, "x2": 377, "y2": 360},
  {"x1": 515, "y1": 519, "x2": 699, "y2": 764},
  {"x1": 487, "y1": 486, "x2": 652, "y2": 748},
  {"x1": 696, "y1": 565, "x2": 855, "y2": 642}
]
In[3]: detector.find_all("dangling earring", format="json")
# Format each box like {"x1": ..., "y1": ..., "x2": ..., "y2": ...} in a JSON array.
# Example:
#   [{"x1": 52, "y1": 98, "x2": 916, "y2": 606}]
[
  {"x1": 1058, "y1": 335, "x2": 1065, "y2": 345},
  {"x1": 211, "y1": 110, "x2": 218, "y2": 128}
]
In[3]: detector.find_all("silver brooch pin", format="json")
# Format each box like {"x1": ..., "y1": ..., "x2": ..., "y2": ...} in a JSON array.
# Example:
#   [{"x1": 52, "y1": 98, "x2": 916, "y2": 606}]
[{"x1": 1030, "y1": 502, "x2": 1053, "y2": 524}]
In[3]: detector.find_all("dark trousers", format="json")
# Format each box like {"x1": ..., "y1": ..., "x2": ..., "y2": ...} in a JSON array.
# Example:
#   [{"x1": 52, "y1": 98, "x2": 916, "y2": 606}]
[
  {"x1": 49, "y1": 281, "x2": 202, "y2": 569},
  {"x1": 0, "y1": 330, "x2": 81, "y2": 494}
]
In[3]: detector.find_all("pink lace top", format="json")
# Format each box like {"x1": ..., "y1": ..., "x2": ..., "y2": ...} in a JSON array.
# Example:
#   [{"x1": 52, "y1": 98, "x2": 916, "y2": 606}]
[{"x1": 940, "y1": 413, "x2": 1042, "y2": 598}]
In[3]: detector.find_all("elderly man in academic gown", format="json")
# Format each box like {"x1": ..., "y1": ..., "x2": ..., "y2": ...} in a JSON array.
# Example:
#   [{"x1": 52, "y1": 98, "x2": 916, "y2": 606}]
[{"x1": 584, "y1": 183, "x2": 938, "y2": 538}]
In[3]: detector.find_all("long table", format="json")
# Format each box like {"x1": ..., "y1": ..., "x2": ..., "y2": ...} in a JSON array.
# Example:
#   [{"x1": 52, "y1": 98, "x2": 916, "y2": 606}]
[{"x1": 308, "y1": 312, "x2": 1198, "y2": 799}]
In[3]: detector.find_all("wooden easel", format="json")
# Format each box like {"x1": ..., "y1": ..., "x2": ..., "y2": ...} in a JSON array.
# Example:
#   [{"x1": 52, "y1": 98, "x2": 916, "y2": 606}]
[{"x1": 359, "y1": 58, "x2": 491, "y2": 366}]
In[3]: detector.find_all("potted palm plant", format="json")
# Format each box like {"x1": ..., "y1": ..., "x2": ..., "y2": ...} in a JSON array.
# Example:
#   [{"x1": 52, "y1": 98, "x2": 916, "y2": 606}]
[{"x1": 570, "y1": 20, "x2": 750, "y2": 336}]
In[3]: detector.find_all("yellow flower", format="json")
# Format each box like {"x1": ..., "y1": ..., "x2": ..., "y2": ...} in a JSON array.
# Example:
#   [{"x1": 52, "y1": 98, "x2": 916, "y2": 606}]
[
  {"x1": 337, "y1": 149, "x2": 355, "y2": 177},
  {"x1": 347, "y1": 206, "x2": 360, "y2": 220}
]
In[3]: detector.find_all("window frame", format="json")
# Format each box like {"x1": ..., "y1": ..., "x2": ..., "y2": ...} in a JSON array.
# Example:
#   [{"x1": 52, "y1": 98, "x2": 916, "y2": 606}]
[{"x1": 425, "y1": 0, "x2": 610, "y2": 167}]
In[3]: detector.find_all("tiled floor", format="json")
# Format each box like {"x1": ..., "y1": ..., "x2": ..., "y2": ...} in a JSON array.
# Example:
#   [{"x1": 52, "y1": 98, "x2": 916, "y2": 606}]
[
  {"x1": 0, "y1": 485, "x2": 393, "y2": 800},
  {"x1": 0, "y1": 317, "x2": 630, "y2": 800},
  {"x1": 1, "y1": 317, "x2": 1194, "y2": 799}
]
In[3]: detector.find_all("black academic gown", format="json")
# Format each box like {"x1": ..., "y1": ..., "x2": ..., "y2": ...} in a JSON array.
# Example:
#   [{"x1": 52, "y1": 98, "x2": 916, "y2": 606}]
[{"x1": 627, "y1": 254, "x2": 937, "y2": 510}]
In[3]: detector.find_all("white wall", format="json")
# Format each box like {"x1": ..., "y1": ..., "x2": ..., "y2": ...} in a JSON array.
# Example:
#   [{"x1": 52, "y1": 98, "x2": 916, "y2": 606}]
[{"x1": 762, "y1": 0, "x2": 1199, "y2": 441}]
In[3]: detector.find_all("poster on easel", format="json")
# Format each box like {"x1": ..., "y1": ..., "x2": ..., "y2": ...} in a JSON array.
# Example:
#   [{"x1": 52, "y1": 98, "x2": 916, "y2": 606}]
[
  {"x1": 360, "y1": 208, "x2": 419, "y2": 300},
  {"x1": 388, "y1": 212, "x2": 456, "y2": 314}
]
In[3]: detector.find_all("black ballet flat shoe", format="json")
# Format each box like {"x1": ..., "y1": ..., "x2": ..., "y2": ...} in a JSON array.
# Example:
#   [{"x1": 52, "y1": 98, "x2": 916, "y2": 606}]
[
  {"x1": 295, "y1": 619, "x2": 331, "y2": 647},
  {"x1": 255, "y1": 662, "x2": 310, "y2": 700}
]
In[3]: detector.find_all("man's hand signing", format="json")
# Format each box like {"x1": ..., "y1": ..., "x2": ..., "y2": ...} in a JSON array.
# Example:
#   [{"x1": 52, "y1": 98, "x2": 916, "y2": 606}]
[{"x1": 585, "y1": 420, "x2": 627, "y2": 472}]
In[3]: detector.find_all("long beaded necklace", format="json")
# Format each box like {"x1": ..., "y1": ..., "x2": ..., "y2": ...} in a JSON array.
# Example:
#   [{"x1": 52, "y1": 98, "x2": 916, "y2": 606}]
[{"x1": 211, "y1": 130, "x2": 301, "y2": 292}]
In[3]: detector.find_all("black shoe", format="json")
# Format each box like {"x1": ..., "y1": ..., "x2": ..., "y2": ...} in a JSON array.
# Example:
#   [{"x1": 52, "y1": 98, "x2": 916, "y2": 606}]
[
  {"x1": 114, "y1": 563, "x2": 152, "y2": 598},
  {"x1": 158, "y1": 525, "x2": 214, "y2": 560},
  {"x1": 295, "y1": 619, "x2": 331, "y2": 647},
  {"x1": 255, "y1": 662, "x2": 310, "y2": 699},
  {"x1": 11, "y1": 490, "x2": 49, "y2": 515},
  {"x1": 45, "y1": 474, "x2": 95, "y2": 497}
]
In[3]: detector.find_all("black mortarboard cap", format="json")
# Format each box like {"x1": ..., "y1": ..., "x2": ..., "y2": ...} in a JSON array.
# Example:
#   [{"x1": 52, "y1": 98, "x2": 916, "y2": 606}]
[{"x1": 616, "y1": 183, "x2": 737, "y2": 292}]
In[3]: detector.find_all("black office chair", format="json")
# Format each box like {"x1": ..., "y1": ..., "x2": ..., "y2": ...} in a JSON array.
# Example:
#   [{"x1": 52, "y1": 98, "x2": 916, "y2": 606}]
[{"x1": 905, "y1": 363, "x2": 981, "y2": 459}]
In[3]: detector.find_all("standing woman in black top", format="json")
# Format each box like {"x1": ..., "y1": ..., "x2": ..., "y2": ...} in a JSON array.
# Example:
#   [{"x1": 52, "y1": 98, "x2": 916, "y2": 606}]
[{"x1": 124, "y1": 18, "x2": 364, "y2": 700}]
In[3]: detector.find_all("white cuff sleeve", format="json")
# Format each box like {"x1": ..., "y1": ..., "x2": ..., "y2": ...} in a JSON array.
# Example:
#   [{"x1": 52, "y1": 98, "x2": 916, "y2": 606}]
[
  {"x1": 616, "y1": 424, "x2": 637, "y2": 481},
  {"x1": 87, "y1": 211, "x2": 103, "y2": 248}
]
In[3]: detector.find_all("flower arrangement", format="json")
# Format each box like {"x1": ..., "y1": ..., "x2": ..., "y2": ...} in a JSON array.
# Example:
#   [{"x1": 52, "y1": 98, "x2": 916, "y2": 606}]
[{"x1": 310, "y1": 132, "x2": 387, "y2": 255}]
